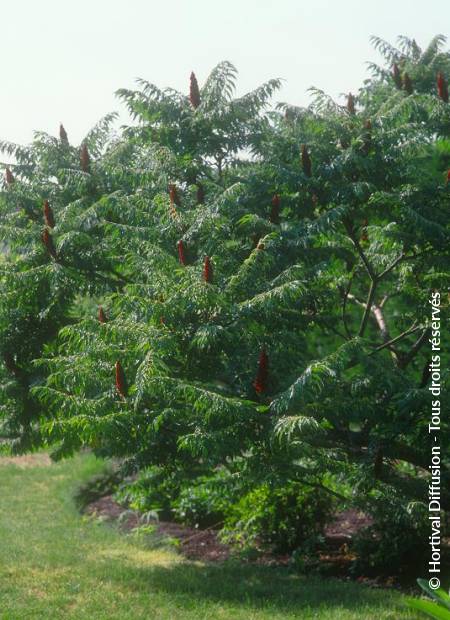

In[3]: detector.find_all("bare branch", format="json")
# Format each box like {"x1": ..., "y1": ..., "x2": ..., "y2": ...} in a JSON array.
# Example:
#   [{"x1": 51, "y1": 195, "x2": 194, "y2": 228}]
[{"x1": 372, "y1": 322, "x2": 420, "y2": 353}]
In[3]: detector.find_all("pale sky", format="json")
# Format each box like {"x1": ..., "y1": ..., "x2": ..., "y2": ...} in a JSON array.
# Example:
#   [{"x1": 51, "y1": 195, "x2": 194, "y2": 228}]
[{"x1": 1, "y1": 0, "x2": 449, "y2": 147}]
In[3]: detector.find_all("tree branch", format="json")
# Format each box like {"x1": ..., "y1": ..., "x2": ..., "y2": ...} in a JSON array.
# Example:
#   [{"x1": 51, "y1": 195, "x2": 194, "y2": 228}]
[
  {"x1": 378, "y1": 252, "x2": 406, "y2": 279},
  {"x1": 358, "y1": 279, "x2": 377, "y2": 337},
  {"x1": 343, "y1": 218, "x2": 376, "y2": 280},
  {"x1": 371, "y1": 322, "x2": 419, "y2": 354}
]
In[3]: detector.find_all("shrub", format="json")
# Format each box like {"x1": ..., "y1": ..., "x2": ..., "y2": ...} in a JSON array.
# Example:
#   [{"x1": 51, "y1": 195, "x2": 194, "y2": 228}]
[
  {"x1": 114, "y1": 466, "x2": 182, "y2": 520},
  {"x1": 222, "y1": 483, "x2": 334, "y2": 553},
  {"x1": 173, "y1": 469, "x2": 238, "y2": 528}
]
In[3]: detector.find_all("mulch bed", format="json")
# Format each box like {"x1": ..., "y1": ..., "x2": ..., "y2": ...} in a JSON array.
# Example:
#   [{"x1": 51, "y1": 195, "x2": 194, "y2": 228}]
[
  {"x1": 85, "y1": 495, "x2": 232, "y2": 562},
  {"x1": 85, "y1": 495, "x2": 371, "y2": 568},
  {"x1": 85, "y1": 495, "x2": 431, "y2": 589}
]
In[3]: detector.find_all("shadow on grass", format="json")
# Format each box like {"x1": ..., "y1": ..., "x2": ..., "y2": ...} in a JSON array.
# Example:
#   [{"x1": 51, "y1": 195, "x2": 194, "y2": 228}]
[{"x1": 94, "y1": 557, "x2": 403, "y2": 615}]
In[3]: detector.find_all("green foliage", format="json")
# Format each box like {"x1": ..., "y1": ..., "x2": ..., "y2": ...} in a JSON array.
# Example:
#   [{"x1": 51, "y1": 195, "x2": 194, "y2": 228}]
[
  {"x1": 172, "y1": 469, "x2": 238, "y2": 528},
  {"x1": 222, "y1": 482, "x2": 334, "y2": 554},
  {"x1": 407, "y1": 579, "x2": 450, "y2": 619},
  {"x1": 1, "y1": 36, "x2": 450, "y2": 568},
  {"x1": 115, "y1": 466, "x2": 189, "y2": 520}
]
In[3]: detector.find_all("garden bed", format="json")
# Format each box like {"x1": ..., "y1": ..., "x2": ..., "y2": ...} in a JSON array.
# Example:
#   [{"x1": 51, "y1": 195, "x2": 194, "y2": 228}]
[{"x1": 84, "y1": 493, "x2": 407, "y2": 589}]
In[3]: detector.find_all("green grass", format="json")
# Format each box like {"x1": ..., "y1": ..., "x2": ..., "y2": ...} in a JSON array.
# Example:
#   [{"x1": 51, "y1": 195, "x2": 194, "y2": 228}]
[{"x1": 0, "y1": 453, "x2": 420, "y2": 620}]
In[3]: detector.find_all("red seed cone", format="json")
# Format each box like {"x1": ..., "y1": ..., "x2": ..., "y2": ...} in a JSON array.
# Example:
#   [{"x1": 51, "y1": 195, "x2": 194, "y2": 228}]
[
  {"x1": 177, "y1": 240, "x2": 187, "y2": 266},
  {"x1": 5, "y1": 168, "x2": 14, "y2": 185},
  {"x1": 203, "y1": 256, "x2": 213, "y2": 283},
  {"x1": 98, "y1": 306, "x2": 107, "y2": 323},
  {"x1": 196, "y1": 183, "x2": 205, "y2": 204},
  {"x1": 437, "y1": 72, "x2": 449, "y2": 103},
  {"x1": 402, "y1": 72, "x2": 413, "y2": 95},
  {"x1": 115, "y1": 361, "x2": 127, "y2": 398},
  {"x1": 169, "y1": 183, "x2": 180, "y2": 207},
  {"x1": 392, "y1": 63, "x2": 402, "y2": 89},
  {"x1": 347, "y1": 92, "x2": 355, "y2": 115},
  {"x1": 301, "y1": 144, "x2": 312, "y2": 177},
  {"x1": 59, "y1": 123, "x2": 69, "y2": 144},
  {"x1": 189, "y1": 71, "x2": 201, "y2": 109},
  {"x1": 447, "y1": 170, "x2": 450, "y2": 185},
  {"x1": 253, "y1": 348, "x2": 269, "y2": 394},
  {"x1": 41, "y1": 229, "x2": 57, "y2": 259},
  {"x1": 43, "y1": 200, "x2": 55, "y2": 228},
  {"x1": 269, "y1": 194, "x2": 280, "y2": 224},
  {"x1": 80, "y1": 144, "x2": 90, "y2": 172}
]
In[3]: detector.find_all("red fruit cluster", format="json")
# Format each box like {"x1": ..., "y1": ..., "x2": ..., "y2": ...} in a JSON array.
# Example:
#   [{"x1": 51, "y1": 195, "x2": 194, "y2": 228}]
[
  {"x1": 115, "y1": 361, "x2": 127, "y2": 398},
  {"x1": 59, "y1": 123, "x2": 69, "y2": 144},
  {"x1": 446, "y1": 170, "x2": 450, "y2": 185},
  {"x1": 392, "y1": 63, "x2": 402, "y2": 89},
  {"x1": 253, "y1": 348, "x2": 269, "y2": 394},
  {"x1": 177, "y1": 240, "x2": 187, "y2": 265},
  {"x1": 189, "y1": 71, "x2": 201, "y2": 109},
  {"x1": 269, "y1": 194, "x2": 280, "y2": 224},
  {"x1": 80, "y1": 144, "x2": 90, "y2": 172},
  {"x1": 203, "y1": 256, "x2": 213, "y2": 283},
  {"x1": 301, "y1": 144, "x2": 312, "y2": 177},
  {"x1": 403, "y1": 73, "x2": 413, "y2": 95},
  {"x1": 41, "y1": 229, "x2": 57, "y2": 259},
  {"x1": 5, "y1": 168, "x2": 14, "y2": 185},
  {"x1": 43, "y1": 200, "x2": 55, "y2": 228},
  {"x1": 437, "y1": 72, "x2": 449, "y2": 103},
  {"x1": 98, "y1": 306, "x2": 107, "y2": 323},
  {"x1": 347, "y1": 92, "x2": 355, "y2": 115}
]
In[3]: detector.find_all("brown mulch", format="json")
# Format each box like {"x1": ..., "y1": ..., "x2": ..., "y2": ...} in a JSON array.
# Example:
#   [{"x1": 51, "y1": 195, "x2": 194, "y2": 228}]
[
  {"x1": 85, "y1": 495, "x2": 231, "y2": 562},
  {"x1": 156, "y1": 522, "x2": 231, "y2": 562},
  {"x1": 84, "y1": 495, "x2": 374, "y2": 567}
]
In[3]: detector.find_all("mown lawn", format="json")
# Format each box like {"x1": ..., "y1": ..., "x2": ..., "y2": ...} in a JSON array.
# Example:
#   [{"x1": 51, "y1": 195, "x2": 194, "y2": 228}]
[{"x1": 0, "y1": 453, "x2": 420, "y2": 619}]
